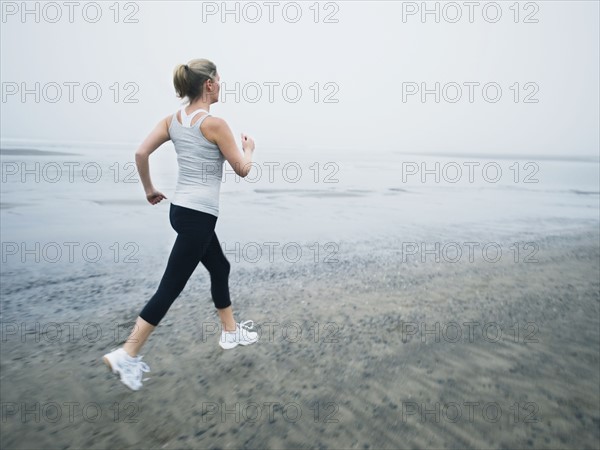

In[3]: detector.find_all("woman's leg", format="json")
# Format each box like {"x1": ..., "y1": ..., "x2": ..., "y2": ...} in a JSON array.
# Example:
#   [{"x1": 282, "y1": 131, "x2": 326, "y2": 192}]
[
  {"x1": 217, "y1": 306, "x2": 236, "y2": 332},
  {"x1": 199, "y1": 231, "x2": 258, "y2": 349},
  {"x1": 123, "y1": 206, "x2": 217, "y2": 356},
  {"x1": 200, "y1": 231, "x2": 236, "y2": 332},
  {"x1": 123, "y1": 316, "x2": 155, "y2": 357}
]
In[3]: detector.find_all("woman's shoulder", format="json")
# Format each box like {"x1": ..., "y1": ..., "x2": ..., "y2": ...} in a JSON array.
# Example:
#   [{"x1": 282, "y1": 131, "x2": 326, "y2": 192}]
[
  {"x1": 202, "y1": 115, "x2": 229, "y2": 133},
  {"x1": 199, "y1": 115, "x2": 225, "y2": 146},
  {"x1": 165, "y1": 111, "x2": 178, "y2": 129},
  {"x1": 201, "y1": 114, "x2": 228, "y2": 137},
  {"x1": 204, "y1": 114, "x2": 224, "y2": 124}
]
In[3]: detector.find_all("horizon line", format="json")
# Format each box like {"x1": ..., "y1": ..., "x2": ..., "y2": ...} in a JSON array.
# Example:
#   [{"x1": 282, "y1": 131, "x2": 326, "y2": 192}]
[{"x1": 1, "y1": 138, "x2": 598, "y2": 163}]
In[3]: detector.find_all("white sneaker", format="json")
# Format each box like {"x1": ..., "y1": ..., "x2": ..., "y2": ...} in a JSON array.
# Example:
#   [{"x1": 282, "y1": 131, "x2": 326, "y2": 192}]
[
  {"x1": 219, "y1": 320, "x2": 259, "y2": 350},
  {"x1": 102, "y1": 348, "x2": 151, "y2": 391}
]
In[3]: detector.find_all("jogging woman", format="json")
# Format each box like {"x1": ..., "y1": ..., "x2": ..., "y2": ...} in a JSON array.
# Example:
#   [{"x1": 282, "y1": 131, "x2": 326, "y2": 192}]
[{"x1": 103, "y1": 58, "x2": 258, "y2": 391}]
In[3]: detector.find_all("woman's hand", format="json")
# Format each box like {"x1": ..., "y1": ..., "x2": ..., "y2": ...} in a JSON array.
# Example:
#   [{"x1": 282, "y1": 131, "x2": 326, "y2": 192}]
[
  {"x1": 241, "y1": 133, "x2": 255, "y2": 153},
  {"x1": 146, "y1": 189, "x2": 167, "y2": 205}
]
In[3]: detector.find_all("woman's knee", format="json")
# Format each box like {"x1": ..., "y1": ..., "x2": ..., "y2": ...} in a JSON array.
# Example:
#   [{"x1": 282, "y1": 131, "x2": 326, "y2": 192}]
[
  {"x1": 223, "y1": 258, "x2": 231, "y2": 276},
  {"x1": 210, "y1": 260, "x2": 231, "y2": 284},
  {"x1": 212, "y1": 257, "x2": 230, "y2": 279}
]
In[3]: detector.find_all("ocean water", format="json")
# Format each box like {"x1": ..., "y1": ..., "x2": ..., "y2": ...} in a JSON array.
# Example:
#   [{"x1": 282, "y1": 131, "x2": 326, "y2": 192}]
[{"x1": 1, "y1": 143, "x2": 598, "y2": 274}]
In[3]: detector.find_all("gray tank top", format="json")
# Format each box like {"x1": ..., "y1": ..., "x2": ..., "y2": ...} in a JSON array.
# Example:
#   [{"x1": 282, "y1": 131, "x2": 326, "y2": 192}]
[{"x1": 169, "y1": 106, "x2": 225, "y2": 217}]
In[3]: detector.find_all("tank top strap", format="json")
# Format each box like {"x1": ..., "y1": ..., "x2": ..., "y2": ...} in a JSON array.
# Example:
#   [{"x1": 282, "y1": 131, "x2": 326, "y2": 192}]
[{"x1": 195, "y1": 113, "x2": 211, "y2": 129}]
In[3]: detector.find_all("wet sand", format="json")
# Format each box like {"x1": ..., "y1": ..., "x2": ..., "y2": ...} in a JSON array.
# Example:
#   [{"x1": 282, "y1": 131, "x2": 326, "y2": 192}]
[{"x1": 1, "y1": 226, "x2": 599, "y2": 449}]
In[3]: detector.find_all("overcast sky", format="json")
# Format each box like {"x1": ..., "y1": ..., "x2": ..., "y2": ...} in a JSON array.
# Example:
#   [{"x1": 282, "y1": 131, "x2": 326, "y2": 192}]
[{"x1": 1, "y1": 1, "x2": 598, "y2": 158}]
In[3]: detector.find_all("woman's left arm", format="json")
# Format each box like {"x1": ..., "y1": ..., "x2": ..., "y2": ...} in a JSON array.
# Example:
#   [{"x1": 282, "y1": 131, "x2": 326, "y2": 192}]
[{"x1": 135, "y1": 116, "x2": 171, "y2": 205}]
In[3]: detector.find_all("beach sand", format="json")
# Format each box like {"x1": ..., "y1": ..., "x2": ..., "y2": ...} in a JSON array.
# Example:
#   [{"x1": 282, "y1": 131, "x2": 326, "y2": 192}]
[{"x1": 1, "y1": 225, "x2": 598, "y2": 449}]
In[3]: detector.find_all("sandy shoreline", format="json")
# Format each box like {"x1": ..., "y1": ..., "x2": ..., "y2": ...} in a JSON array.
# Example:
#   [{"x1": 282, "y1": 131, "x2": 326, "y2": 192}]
[{"x1": 1, "y1": 226, "x2": 599, "y2": 449}]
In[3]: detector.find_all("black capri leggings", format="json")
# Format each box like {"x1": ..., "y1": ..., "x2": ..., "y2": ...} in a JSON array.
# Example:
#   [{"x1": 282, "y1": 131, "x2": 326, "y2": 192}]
[{"x1": 139, "y1": 203, "x2": 232, "y2": 326}]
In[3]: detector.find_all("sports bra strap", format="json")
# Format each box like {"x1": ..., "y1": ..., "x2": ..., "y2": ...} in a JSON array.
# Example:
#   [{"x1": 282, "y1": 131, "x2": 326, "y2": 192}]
[{"x1": 180, "y1": 106, "x2": 210, "y2": 127}]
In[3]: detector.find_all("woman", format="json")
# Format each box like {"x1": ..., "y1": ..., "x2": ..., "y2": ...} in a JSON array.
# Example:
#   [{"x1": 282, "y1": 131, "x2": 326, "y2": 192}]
[{"x1": 103, "y1": 58, "x2": 258, "y2": 391}]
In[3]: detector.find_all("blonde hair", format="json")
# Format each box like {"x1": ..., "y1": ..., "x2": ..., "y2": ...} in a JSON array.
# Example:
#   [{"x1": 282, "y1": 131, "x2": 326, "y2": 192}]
[{"x1": 173, "y1": 58, "x2": 217, "y2": 102}]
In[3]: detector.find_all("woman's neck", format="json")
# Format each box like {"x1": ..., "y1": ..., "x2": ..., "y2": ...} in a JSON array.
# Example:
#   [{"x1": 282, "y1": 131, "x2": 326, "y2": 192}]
[{"x1": 187, "y1": 99, "x2": 211, "y2": 113}]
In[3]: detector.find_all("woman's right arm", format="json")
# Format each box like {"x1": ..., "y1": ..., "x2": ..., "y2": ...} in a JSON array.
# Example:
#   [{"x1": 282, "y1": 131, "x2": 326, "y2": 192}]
[{"x1": 209, "y1": 117, "x2": 255, "y2": 178}]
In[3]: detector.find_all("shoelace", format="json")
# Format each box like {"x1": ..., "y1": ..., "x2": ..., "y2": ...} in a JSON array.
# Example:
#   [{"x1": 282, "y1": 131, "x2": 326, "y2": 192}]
[
  {"x1": 124, "y1": 355, "x2": 151, "y2": 382},
  {"x1": 239, "y1": 320, "x2": 255, "y2": 331}
]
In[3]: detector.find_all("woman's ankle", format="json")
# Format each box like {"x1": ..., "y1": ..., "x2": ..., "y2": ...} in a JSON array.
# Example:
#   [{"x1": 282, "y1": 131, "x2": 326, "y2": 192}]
[
  {"x1": 222, "y1": 323, "x2": 237, "y2": 332},
  {"x1": 122, "y1": 346, "x2": 138, "y2": 358}
]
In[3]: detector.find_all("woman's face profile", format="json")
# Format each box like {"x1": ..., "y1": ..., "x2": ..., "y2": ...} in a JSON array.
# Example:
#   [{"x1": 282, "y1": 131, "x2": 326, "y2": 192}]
[{"x1": 209, "y1": 74, "x2": 221, "y2": 103}]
